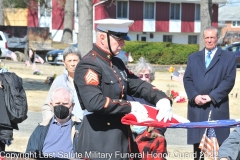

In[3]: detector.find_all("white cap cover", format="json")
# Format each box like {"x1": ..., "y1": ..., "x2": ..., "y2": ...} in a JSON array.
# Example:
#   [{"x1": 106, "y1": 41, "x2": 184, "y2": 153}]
[{"x1": 95, "y1": 18, "x2": 134, "y2": 33}]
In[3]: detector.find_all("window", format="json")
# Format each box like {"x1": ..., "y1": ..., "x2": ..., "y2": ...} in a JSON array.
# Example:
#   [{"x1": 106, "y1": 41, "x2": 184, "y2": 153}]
[
  {"x1": 40, "y1": 0, "x2": 51, "y2": 17},
  {"x1": 163, "y1": 35, "x2": 172, "y2": 42},
  {"x1": 188, "y1": 35, "x2": 198, "y2": 44},
  {"x1": 195, "y1": 4, "x2": 200, "y2": 21},
  {"x1": 141, "y1": 37, "x2": 146, "y2": 41},
  {"x1": 232, "y1": 21, "x2": 240, "y2": 27},
  {"x1": 117, "y1": 1, "x2": 128, "y2": 18},
  {"x1": 144, "y1": 2, "x2": 154, "y2": 19},
  {"x1": 170, "y1": 3, "x2": 180, "y2": 20},
  {"x1": 230, "y1": 45, "x2": 240, "y2": 52}
]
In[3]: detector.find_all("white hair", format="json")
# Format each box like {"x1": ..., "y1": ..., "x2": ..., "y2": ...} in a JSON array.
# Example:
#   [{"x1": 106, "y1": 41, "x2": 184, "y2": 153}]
[{"x1": 50, "y1": 86, "x2": 74, "y2": 104}]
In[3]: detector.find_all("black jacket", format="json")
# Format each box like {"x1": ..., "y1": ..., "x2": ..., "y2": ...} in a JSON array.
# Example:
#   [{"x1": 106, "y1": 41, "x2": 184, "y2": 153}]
[{"x1": 0, "y1": 88, "x2": 14, "y2": 144}]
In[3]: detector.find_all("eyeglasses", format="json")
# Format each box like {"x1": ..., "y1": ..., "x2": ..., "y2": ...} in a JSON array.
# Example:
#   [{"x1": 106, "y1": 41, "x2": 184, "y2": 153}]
[{"x1": 138, "y1": 74, "x2": 150, "y2": 79}]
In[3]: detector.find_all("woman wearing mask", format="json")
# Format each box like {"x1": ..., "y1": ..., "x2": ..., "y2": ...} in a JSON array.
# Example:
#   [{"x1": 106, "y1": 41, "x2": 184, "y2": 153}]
[{"x1": 127, "y1": 57, "x2": 168, "y2": 160}]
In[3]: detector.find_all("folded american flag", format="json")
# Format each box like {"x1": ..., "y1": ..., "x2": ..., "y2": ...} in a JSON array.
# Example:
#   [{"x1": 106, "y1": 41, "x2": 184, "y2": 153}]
[
  {"x1": 199, "y1": 128, "x2": 219, "y2": 160},
  {"x1": 172, "y1": 70, "x2": 184, "y2": 85},
  {"x1": 121, "y1": 105, "x2": 240, "y2": 128}
]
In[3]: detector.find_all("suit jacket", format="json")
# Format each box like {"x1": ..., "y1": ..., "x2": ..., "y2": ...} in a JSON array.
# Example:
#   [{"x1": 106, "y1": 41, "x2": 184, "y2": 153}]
[{"x1": 183, "y1": 47, "x2": 236, "y2": 144}]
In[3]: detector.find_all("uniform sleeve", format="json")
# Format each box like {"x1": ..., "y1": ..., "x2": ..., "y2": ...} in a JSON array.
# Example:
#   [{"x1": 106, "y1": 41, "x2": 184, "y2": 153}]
[
  {"x1": 74, "y1": 59, "x2": 131, "y2": 115},
  {"x1": 218, "y1": 127, "x2": 240, "y2": 160}
]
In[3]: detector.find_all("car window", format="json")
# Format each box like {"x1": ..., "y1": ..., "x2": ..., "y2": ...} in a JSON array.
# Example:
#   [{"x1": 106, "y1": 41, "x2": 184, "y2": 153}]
[
  {"x1": 231, "y1": 46, "x2": 238, "y2": 52},
  {"x1": 236, "y1": 46, "x2": 240, "y2": 52},
  {"x1": 0, "y1": 35, "x2": 2, "y2": 40}
]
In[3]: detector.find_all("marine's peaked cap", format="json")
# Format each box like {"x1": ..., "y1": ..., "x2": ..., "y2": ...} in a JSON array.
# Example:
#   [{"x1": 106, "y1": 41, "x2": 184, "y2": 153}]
[{"x1": 95, "y1": 19, "x2": 134, "y2": 40}]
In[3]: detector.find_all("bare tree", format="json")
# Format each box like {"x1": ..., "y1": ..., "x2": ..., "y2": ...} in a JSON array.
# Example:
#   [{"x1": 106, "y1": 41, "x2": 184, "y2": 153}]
[
  {"x1": 199, "y1": 0, "x2": 212, "y2": 50},
  {"x1": 0, "y1": 0, "x2": 4, "y2": 25},
  {"x1": 78, "y1": 0, "x2": 93, "y2": 57},
  {"x1": 61, "y1": 0, "x2": 74, "y2": 43}
]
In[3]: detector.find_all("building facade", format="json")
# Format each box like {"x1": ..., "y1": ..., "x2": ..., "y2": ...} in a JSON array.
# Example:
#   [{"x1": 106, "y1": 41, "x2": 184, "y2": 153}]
[
  {"x1": 27, "y1": 0, "x2": 226, "y2": 44},
  {"x1": 218, "y1": 5, "x2": 240, "y2": 36}
]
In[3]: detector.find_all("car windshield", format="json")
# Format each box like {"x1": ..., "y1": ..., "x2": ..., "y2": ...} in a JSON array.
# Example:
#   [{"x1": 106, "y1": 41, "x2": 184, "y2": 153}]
[{"x1": 222, "y1": 46, "x2": 229, "y2": 50}]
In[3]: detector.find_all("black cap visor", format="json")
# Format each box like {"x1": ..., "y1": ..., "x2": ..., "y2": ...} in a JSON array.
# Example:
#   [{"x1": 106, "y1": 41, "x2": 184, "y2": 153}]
[
  {"x1": 98, "y1": 29, "x2": 131, "y2": 41},
  {"x1": 111, "y1": 34, "x2": 131, "y2": 41}
]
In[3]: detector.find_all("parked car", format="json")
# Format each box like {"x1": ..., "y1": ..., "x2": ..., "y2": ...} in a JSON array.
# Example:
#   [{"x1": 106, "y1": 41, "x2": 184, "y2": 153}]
[
  {"x1": 0, "y1": 31, "x2": 10, "y2": 59},
  {"x1": 222, "y1": 42, "x2": 240, "y2": 67},
  {"x1": 45, "y1": 44, "x2": 77, "y2": 65}
]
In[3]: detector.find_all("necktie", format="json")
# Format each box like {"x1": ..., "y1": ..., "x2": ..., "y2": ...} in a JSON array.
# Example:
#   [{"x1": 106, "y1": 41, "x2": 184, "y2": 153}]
[{"x1": 205, "y1": 51, "x2": 212, "y2": 68}]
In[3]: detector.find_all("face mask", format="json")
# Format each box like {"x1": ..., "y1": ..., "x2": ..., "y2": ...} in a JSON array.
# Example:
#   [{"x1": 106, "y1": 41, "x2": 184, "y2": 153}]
[
  {"x1": 54, "y1": 105, "x2": 70, "y2": 119},
  {"x1": 132, "y1": 125, "x2": 147, "y2": 135}
]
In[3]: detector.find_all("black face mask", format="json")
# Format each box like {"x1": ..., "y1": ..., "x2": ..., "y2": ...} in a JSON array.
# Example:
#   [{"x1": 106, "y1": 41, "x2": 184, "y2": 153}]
[{"x1": 54, "y1": 105, "x2": 70, "y2": 119}]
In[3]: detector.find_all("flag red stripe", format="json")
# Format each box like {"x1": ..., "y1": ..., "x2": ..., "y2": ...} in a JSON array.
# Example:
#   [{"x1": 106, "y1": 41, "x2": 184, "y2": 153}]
[{"x1": 199, "y1": 128, "x2": 219, "y2": 159}]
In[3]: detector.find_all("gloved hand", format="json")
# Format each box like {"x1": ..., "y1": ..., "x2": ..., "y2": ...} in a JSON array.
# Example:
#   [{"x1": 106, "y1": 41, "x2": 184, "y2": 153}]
[
  {"x1": 156, "y1": 98, "x2": 173, "y2": 122},
  {"x1": 130, "y1": 101, "x2": 148, "y2": 118}
]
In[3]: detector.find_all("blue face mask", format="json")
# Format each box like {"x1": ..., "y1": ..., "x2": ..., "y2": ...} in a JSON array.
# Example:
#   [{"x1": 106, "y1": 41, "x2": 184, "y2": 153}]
[{"x1": 132, "y1": 125, "x2": 147, "y2": 134}]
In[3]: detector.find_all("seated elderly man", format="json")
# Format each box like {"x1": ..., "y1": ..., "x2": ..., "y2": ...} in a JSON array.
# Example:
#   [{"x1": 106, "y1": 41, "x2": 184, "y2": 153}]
[{"x1": 26, "y1": 86, "x2": 81, "y2": 159}]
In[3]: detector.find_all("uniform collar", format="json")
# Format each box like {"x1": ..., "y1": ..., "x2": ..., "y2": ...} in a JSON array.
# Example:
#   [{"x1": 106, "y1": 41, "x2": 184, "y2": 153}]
[{"x1": 93, "y1": 44, "x2": 113, "y2": 61}]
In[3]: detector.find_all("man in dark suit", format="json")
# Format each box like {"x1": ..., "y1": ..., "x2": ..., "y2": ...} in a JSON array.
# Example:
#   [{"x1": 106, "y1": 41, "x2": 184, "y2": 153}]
[{"x1": 183, "y1": 26, "x2": 236, "y2": 160}]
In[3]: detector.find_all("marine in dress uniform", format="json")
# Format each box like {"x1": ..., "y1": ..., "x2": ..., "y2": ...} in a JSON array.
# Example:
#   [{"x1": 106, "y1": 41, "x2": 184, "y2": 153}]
[{"x1": 74, "y1": 19, "x2": 172, "y2": 160}]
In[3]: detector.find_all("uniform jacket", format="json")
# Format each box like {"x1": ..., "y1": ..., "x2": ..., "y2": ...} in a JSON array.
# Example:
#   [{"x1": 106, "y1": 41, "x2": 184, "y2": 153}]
[
  {"x1": 74, "y1": 44, "x2": 168, "y2": 160},
  {"x1": 218, "y1": 127, "x2": 240, "y2": 160},
  {"x1": 42, "y1": 71, "x2": 84, "y2": 121},
  {"x1": 183, "y1": 47, "x2": 236, "y2": 144},
  {"x1": 26, "y1": 115, "x2": 81, "y2": 158}
]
